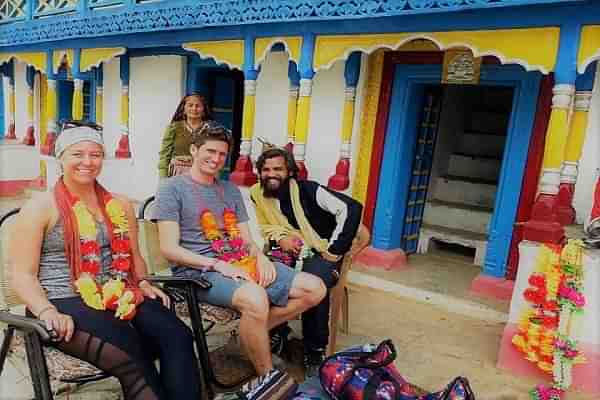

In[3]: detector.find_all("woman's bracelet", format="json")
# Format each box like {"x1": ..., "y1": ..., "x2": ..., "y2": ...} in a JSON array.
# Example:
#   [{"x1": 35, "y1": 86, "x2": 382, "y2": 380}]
[{"x1": 36, "y1": 305, "x2": 57, "y2": 319}]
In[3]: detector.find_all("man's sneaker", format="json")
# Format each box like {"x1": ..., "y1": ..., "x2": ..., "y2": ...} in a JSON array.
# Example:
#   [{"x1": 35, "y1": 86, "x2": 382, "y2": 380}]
[
  {"x1": 236, "y1": 369, "x2": 298, "y2": 400},
  {"x1": 303, "y1": 348, "x2": 326, "y2": 379},
  {"x1": 270, "y1": 325, "x2": 291, "y2": 357}
]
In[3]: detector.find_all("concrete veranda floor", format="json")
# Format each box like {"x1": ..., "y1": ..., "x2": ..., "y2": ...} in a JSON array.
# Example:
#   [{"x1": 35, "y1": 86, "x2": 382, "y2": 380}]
[{"x1": 0, "y1": 193, "x2": 595, "y2": 399}]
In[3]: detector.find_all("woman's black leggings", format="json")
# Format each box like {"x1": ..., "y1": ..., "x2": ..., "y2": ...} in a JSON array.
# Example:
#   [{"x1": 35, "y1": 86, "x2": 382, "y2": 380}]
[{"x1": 49, "y1": 297, "x2": 202, "y2": 400}]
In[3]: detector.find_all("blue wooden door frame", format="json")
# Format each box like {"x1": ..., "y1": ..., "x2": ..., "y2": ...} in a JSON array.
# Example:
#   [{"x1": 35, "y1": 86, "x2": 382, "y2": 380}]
[
  {"x1": 372, "y1": 64, "x2": 541, "y2": 278},
  {"x1": 0, "y1": 77, "x2": 4, "y2": 139}
]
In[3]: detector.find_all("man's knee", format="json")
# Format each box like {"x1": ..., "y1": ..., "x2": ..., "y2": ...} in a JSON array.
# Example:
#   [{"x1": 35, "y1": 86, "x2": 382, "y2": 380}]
[
  {"x1": 232, "y1": 283, "x2": 270, "y2": 321},
  {"x1": 302, "y1": 256, "x2": 341, "y2": 288},
  {"x1": 295, "y1": 272, "x2": 326, "y2": 306}
]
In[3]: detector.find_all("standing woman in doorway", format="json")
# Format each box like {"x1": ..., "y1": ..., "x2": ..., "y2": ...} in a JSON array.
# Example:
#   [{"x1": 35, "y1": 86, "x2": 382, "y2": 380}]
[{"x1": 158, "y1": 93, "x2": 213, "y2": 178}]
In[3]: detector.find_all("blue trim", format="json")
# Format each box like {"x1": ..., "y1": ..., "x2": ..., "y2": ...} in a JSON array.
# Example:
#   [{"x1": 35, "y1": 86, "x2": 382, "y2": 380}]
[
  {"x1": 0, "y1": 1, "x2": 590, "y2": 47},
  {"x1": 372, "y1": 64, "x2": 541, "y2": 278},
  {"x1": 8, "y1": 60, "x2": 14, "y2": 86},
  {"x1": 88, "y1": 68, "x2": 97, "y2": 123},
  {"x1": 344, "y1": 51, "x2": 361, "y2": 87},
  {"x1": 72, "y1": 48, "x2": 82, "y2": 79},
  {"x1": 288, "y1": 61, "x2": 300, "y2": 86},
  {"x1": 46, "y1": 49, "x2": 55, "y2": 79},
  {"x1": 299, "y1": 33, "x2": 315, "y2": 80},
  {"x1": 576, "y1": 61, "x2": 596, "y2": 91},
  {"x1": 96, "y1": 63, "x2": 103, "y2": 87},
  {"x1": 4, "y1": 3, "x2": 600, "y2": 53}
]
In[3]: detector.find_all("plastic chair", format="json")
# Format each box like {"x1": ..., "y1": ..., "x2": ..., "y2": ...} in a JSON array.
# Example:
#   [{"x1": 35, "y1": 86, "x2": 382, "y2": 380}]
[
  {"x1": 0, "y1": 208, "x2": 110, "y2": 400},
  {"x1": 326, "y1": 224, "x2": 370, "y2": 356}
]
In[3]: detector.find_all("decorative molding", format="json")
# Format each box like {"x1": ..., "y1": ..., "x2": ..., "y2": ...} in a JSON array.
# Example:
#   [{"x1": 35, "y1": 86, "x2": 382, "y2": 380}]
[
  {"x1": 539, "y1": 168, "x2": 561, "y2": 195},
  {"x1": 352, "y1": 49, "x2": 384, "y2": 206},
  {"x1": 560, "y1": 161, "x2": 578, "y2": 184},
  {"x1": 314, "y1": 28, "x2": 559, "y2": 73},
  {"x1": 574, "y1": 91, "x2": 592, "y2": 112},
  {"x1": 53, "y1": 49, "x2": 74, "y2": 73},
  {"x1": 0, "y1": 1, "x2": 577, "y2": 47},
  {"x1": 344, "y1": 86, "x2": 356, "y2": 101},
  {"x1": 244, "y1": 79, "x2": 257, "y2": 96},
  {"x1": 0, "y1": 52, "x2": 47, "y2": 72},
  {"x1": 551, "y1": 84, "x2": 574, "y2": 110},
  {"x1": 255, "y1": 37, "x2": 303, "y2": 69},
  {"x1": 292, "y1": 143, "x2": 306, "y2": 161},
  {"x1": 577, "y1": 25, "x2": 600, "y2": 74},
  {"x1": 80, "y1": 47, "x2": 126, "y2": 71},
  {"x1": 299, "y1": 78, "x2": 312, "y2": 97},
  {"x1": 239, "y1": 139, "x2": 252, "y2": 156},
  {"x1": 183, "y1": 40, "x2": 244, "y2": 71}
]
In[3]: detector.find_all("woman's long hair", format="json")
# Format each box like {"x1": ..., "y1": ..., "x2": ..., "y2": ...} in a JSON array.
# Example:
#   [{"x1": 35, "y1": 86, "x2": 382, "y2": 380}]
[{"x1": 170, "y1": 93, "x2": 213, "y2": 123}]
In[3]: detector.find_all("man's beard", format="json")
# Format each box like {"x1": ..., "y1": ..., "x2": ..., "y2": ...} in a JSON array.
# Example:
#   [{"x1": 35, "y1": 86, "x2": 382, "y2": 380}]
[{"x1": 261, "y1": 176, "x2": 288, "y2": 198}]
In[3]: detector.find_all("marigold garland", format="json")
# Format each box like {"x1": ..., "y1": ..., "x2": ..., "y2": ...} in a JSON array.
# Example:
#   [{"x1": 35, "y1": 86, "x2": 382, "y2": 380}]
[
  {"x1": 511, "y1": 240, "x2": 586, "y2": 400},
  {"x1": 199, "y1": 208, "x2": 258, "y2": 282},
  {"x1": 72, "y1": 195, "x2": 141, "y2": 320}
]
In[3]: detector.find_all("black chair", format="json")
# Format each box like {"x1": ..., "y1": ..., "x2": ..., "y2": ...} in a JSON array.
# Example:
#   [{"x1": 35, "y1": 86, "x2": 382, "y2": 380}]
[
  {"x1": 0, "y1": 208, "x2": 111, "y2": 400},
  {"x1": 137, "y1": 196, "x2": 253, "y2": 398}
]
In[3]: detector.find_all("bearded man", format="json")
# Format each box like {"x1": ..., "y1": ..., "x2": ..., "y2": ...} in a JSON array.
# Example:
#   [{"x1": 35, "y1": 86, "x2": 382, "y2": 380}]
[{"x1": 250, "y1": 147, "x2": 363, "y2": 377}]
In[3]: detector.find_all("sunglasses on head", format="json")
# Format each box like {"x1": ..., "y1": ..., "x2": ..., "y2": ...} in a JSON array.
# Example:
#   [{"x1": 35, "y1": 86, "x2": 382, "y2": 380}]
[{"x1": 60, "y1": 119, "x2": 103, "y2": 134}]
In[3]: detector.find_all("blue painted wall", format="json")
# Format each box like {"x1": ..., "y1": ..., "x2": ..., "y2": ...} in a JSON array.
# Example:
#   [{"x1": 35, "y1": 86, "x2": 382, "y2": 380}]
[{"x1": 372, "y1": 64, "x2": 541, "y2": 278}]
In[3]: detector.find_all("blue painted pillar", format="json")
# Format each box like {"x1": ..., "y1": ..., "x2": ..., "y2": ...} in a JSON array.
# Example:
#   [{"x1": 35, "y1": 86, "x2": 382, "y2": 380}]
[
  {"x1": 328, "y1": 51, "x2": 362, "y2": 191},
  {"x1": 524, "y1": 22, "x2": 580, "y2": 242},
  {"x1": 230, "y1": 36, "x2": 259, "y2": 186},
  {"x1": 115, "y1": 53, "x2": 131, "y2": 158},
  {"x1": 293, "y1": 33, "x2": 316, "y2": 180}
]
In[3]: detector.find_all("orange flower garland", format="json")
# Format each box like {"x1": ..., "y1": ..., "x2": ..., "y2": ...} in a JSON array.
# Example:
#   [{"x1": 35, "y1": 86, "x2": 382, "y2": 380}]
[
  {"x1": 199, "y1": 208, "x2": 258, "y2": 282},
  {"x1": 71, "y1": 195, "x2": 142, "y2": 320}
]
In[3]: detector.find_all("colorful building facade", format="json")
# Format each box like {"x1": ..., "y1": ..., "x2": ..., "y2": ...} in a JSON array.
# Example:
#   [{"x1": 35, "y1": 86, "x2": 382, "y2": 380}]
[{"x1": 1, "y1": 0, "x2": 600, "y2": 394}]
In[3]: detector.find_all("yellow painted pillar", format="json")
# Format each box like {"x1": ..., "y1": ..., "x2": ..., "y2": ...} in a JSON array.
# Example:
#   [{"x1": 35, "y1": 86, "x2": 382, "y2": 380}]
[
  {"x1": 42, "y1": 78, "x2": 58, "y2": 155},
  {"x1": 95, "y1": 85, "x2": 103, "y2": 125},
  {"x1": 4, "y1": 74, "x2": 16, "y2": 139},
  {"x1": 328, "y1": 85, "x2": 357, "y2": 190},
  {"x1": 115, "y1": 54, "x2": 131, "y2": 158},
  {"x1": 286, "y1": 83, "x2": 299, "y2": 144},
  {"x1": 115, "y1": 84, "x2": 131, "y2": 158},
  {"x1": 556, "y1": 91, "x2": 592, "y2": 224},
  {"x1": 72, "y1": 78, "x2": 84, "y2": 120},
  {"x1": 230, "y1": 78, "x2": 258, "y2": 186},
  {"x1": 293, "y1": 78, "x2": 313, "y2": 179},
  {"x1": 538, "y1": 84, "x2": 575, "y2": 196}
]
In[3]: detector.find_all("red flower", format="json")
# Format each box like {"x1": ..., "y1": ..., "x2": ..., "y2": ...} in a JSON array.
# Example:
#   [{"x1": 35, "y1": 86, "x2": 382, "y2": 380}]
[
  {"x1": 81, "y1": 259, "x2": 100, "y2": 275},
  {"x1": 111, "y1": 238, "x2": 131, "y2": 254},
  {"x1": 528, "y1": 274, "x2": 546, "y2": 288},
  {"x1": 81, "y1": 240, "x2": 100, "y2": 256},
  {"x1": 112, "y1": 257, "x2": 131, "y2": 272}
]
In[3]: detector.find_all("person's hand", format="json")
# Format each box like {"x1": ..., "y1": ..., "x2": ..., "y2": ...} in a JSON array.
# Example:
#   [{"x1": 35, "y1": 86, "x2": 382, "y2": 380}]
[
  {"x1": 139, "y1": 280, "x2": 171, "y2": 308},
  {"x1": 214, "y1": 261, "x2": 251, "y2": 281},
  {"x1": 321, "y1": 250, "x2": 342, "y2": 263},
  {"x1": 38, "y1": 307, "x2": 74, "y2": 342},
  {"x1": 256, "y1": 254, "x2": 277, "y2": 288},
  {"x1": 278, "y1": 236, "x2": 302, "y2": 255}
]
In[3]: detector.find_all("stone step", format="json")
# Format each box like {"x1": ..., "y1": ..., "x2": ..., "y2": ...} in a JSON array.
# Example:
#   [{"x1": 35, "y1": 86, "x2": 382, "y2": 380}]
[
  {"x1": 456, "y1": 132, "x2": 506, "y2": 159},
  {"x1": 417, "y1": 223, "x2": 488, "y2": 266},
  {"x1": 447, "y1": 153, "x2": 501, "y2": 182},
  {"x1": 432, "y1": 176, "x2": 497, "y2": 209},
  {"x1": 422, "y1": 200, "x2": 492, "y2": 235}
]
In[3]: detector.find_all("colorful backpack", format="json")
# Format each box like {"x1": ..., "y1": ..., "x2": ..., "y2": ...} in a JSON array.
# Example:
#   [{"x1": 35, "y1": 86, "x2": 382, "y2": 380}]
[{"x1": 319, "y1": 340, "x2": 475, "y2": 400}]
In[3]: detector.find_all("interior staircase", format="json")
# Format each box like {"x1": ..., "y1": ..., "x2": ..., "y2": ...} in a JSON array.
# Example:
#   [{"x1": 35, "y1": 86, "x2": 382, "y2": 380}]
[{"x1": 418, "y1": 86, "x2": 512, "y2": 266}]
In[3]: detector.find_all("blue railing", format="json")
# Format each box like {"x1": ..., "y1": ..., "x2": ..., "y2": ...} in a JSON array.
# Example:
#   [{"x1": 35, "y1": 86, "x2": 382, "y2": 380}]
[{"x1": 0, "y1": 0, "x2": 585, "y2": 45}]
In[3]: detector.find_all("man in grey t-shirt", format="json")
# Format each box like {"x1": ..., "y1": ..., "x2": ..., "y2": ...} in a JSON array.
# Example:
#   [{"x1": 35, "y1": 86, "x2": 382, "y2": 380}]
[{"x1": 156, "y1": 124, "x2": 326, "y2": 378}]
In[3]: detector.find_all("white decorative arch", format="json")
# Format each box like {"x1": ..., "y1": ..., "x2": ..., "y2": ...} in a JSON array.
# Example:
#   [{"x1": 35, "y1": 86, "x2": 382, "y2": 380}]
[{"x1": 254, "y1": 36, "x2": 303, "y2": 70}]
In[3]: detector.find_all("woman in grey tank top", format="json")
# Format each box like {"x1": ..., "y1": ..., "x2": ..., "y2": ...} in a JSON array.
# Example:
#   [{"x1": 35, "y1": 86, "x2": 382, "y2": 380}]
[{"x1": 8, "y1": 122, "x2": 202, "y2": 400}]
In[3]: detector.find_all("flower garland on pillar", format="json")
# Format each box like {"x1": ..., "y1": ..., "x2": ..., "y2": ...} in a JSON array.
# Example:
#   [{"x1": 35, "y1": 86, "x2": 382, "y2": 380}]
[
  {"x1": 199, "y1": 208, "x2": 258, "y2": 281},
  {"x1": 511, "y1": 240, "x2": 586, "y2": 399}
]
